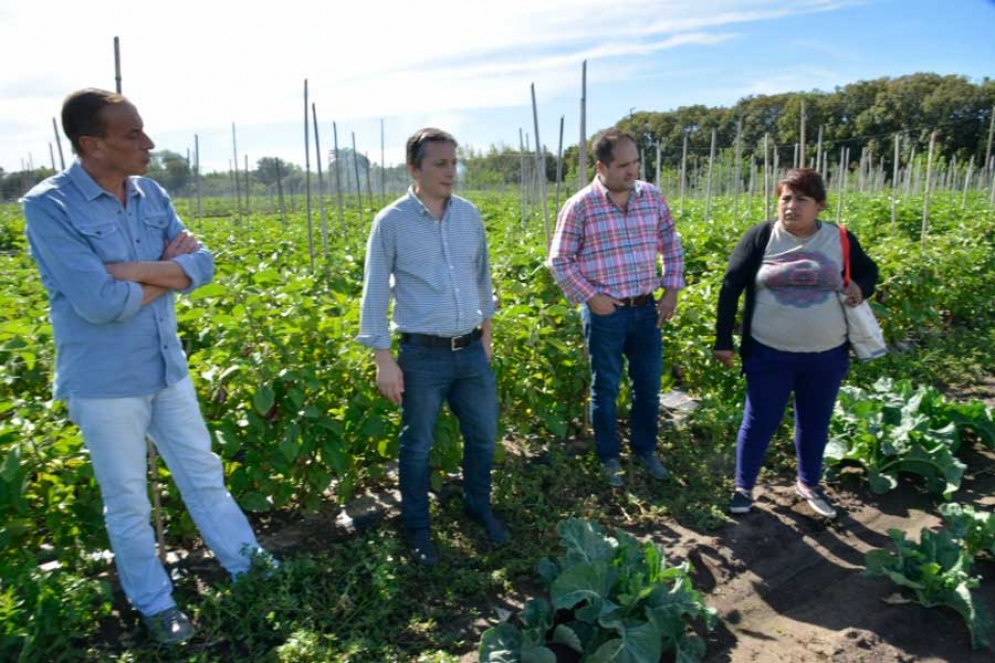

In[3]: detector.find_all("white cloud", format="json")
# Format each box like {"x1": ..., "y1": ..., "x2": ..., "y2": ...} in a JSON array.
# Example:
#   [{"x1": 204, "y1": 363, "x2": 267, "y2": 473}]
[{"x1": 0, "y1": 0, "x2": 863, "y2": 172}]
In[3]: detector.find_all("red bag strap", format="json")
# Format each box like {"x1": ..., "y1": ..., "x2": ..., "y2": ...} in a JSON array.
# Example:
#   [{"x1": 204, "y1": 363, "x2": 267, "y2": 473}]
[{"x1": 838, "y1": 224, "x2": 851, "y2": 287}]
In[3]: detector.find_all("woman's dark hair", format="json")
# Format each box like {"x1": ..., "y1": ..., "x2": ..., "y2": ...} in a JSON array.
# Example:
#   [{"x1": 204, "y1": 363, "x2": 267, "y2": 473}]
[
  {"x1": 775, "y1": 168, "x2": 826, "y2": 203},
  {"x1": 61, "y1": 88, "x2": 129, "y2": 155},
  {"x1": 406, "y1": 127, "x2": 458, "y2": 168},
  {"x1": 592, "y1": 128, "x2": 637, "y2": 166}
]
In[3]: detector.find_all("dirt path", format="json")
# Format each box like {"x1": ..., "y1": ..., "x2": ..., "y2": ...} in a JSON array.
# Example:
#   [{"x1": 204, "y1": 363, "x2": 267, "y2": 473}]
[{"x1": 661, "y1": 444, "x2": 995, "y2": 663}]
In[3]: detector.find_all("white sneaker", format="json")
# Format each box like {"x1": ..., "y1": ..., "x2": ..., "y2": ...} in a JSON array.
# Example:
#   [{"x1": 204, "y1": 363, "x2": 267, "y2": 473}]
[{"x1": 796, "y1": 482, "x2": 837, "y2": 519}]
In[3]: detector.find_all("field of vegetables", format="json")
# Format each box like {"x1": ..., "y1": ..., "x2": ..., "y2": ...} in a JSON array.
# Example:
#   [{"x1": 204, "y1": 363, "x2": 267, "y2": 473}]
[{"x1": 2, "y1": 189, "x2": 995, "y2": 662}]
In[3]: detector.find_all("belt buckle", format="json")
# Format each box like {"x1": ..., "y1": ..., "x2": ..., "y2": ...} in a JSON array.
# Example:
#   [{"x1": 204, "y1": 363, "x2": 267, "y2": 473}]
[{"x1": 451, "y1": 335, "x2": 464, "y2": 351}]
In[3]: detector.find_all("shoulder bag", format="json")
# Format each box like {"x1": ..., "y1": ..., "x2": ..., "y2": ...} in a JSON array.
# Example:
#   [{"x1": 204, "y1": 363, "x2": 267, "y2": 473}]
[{"x1": 838, "y1": 225, "x2": 887, "y2": 361}]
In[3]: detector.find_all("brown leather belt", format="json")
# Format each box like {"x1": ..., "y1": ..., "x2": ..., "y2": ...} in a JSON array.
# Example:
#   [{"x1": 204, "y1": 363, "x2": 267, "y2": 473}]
[
  {"x1": 617, "y1": 294, "x2": 655, "y2": 307},
  {"x1": 400, "y1": 327, "x2": 483, "y2": 351}
]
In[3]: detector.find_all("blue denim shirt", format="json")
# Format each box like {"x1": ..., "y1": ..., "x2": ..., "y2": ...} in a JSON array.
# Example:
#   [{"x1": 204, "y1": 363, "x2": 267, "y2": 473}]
[{"x1": 22, "y1": 162, "x2": 214, "y2": 399}]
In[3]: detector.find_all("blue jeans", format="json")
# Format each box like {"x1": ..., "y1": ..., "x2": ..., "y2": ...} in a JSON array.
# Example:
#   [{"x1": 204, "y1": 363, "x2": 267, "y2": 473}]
[
  {"x1": 397, "y1": 339, "x2": 497, "y2": 531},
  {"x1": 581, "y1": 301, "x2": 663, "y2": 462},
  {"x1": 735, "y1": 341, "x2": 850, "y2": 491},
  {"x1": 68, "y1": 376, "x2": 264, "y2": 616}
]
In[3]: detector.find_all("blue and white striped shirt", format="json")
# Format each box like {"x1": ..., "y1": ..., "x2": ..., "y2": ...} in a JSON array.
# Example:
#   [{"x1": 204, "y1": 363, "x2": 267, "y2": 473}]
[
  {"x1": 23, "y1": 162, "x2": 214, "y2": 399},
  {"x1": 357, "y1": 187, "x2": 495, "y2": 350}
]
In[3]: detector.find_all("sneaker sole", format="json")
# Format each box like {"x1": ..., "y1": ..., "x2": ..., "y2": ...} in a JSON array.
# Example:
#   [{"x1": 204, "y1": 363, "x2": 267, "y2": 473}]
[{"x1": 729, "y1": 505, "x2": 752, "y2": 514}]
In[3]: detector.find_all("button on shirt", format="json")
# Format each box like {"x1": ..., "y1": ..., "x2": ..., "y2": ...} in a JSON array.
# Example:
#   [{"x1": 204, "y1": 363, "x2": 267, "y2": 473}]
[
  {"x1": 548, "y1": 177, "x2": 685, "y2": 304},
  {"x1": 22, "y1": 161, "x2": 214, "y2": 399},
  {"x1": 357, "y1": 187, "x2": 495, "y2": 350}
]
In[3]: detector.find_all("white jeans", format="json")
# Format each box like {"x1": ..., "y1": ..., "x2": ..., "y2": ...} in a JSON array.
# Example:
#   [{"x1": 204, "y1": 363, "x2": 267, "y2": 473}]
[{"x1": 69, "y1": 375, "x2": 263, "y2": 616}]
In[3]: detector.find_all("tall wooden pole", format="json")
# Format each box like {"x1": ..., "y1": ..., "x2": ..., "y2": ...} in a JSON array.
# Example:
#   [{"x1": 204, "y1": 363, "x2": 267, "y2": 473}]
[
  {"x1": 733, "y1": 117, "x2": 742, "y2": 219},
  {"x1": 194, "y1": 135, "x2": 203, "y2": 230},
  {"x1": 655, "y1": 142, "x2": 662, "y2": 188},
  {"x1": 243, "y1": 154, "x2": 251, "y2": 218},
  {"x1": 332, "y1": 122, "x2": 346, "y2": 236},
  {"x1": 578, "y1": 60, "x2": 587, "y2": 189},
  {"x1": 519, "y1": 128, "x2": 527, "y2": 227},
  {"x1": 554, "y1": 115, "x2": 564, "y2": 215},
  {"x1": 312, "y1": 104, "x2": 329, "y2": 257},
  {"x1": 922, "y1": 130, "x2": 936, "y2": 249},
  {"x1": 815, "y1": 125, "x2": 823, "y2": 178},
  {"x1": 303, "y1": 80, "x2": 315, "y2": 270},
  {"x1": 962, "y1": 157, "x2": 974, "y2": 210},
  {"x1": 799, "y1": 98, "x2": 806, "y2": 167},
  {"x1": 364, "y1": 151, "x2": 374, "y2": 208},
  {"x1": 380, "y1": 119, "x2": 386, "y2": 206},
  {"x1": 52, "y1": 118, "x2": 65, "y2": 170},
  {"x1": 679, "y1": 132, "x2": 688, "y2": 219},
  {"x1": 350, "y1": 131, "x2": 363, "y2": 213},
  {"x1": 763, "y1": 133, "x2": 771, "y2": 221},
  {"x1": 530, "y1": 83, "x2": 551, "y2": 247},
  {"x1": 985, "y1": 105, "x2": 995, "y2": 183},
  {"x1": 113, "y1": 37, "x2": 122, "y2": 93},
  {"x1": 232, "y1": 123, "x2": 243, "y2": 225},
  {"x1": 891, "y1": 133, "x2": 900, "y2": 227},
  {"x1": 704, "y1": 129, "x2": 716, "y2": 223}
]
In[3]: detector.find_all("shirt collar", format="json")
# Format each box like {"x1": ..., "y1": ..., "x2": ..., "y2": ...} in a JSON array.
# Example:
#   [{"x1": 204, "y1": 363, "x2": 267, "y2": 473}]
[
  {"x1": 68, "y1": 160, "x2": 145, "y2": 202},
  {"x1": 592, "y1": 174, "x2": 644, "y2": 202},
  {"x1": 406, "y1": 185, "x2": 448, "y2": 219}
]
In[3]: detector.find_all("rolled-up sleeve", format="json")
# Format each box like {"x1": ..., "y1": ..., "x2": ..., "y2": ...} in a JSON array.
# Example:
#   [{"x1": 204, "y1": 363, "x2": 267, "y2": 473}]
[
  {"x1": 24, "y1": 197, "x2": 143, "y2": 325},
  {"x1": 356, "y1": 214, "x2": 394, "y2": 350},
  {"x1": 161, "y1": 195, "x2": 214, "y2": 294}
]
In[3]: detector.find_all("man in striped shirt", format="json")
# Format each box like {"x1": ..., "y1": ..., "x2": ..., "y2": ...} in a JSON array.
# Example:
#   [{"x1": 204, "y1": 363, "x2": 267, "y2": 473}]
[
  {"x1": 548, "y1": 128, "x2": 685, "y2": 487},
  {"x1": 357, "y1": 128, "x2": 507, "y2": 565}
]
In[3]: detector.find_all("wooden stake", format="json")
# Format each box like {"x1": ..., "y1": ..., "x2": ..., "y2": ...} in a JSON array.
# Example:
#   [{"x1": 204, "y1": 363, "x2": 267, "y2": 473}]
[
  {"x1": 332, "y1": 122, "x2": 346, "y2": 236},
  {"x1": 578, "y1": 60, "x2": 588, "y2": 189},
  {"x1": 891, "y1": 133, "x2": 900, "y2": 227},
  {"x1": 351, "y1": 131, "x2": 363, "y2": 212},
  {"x1": 815, "y1": 125, "x2": 823, "y2": 178},
  {"x1": 704, "y1": 129, "x2": 716, "y2": 223},
  {"x1": 113, "y1": 36, "x2": 122, "y2": 93},
  {"x1": 554, "y1": 115, "x2": 564, "y2": 214},
  {"x1": 303, "y1": 80, "x2": 315, "y2": 270},
  {"x1": 763, "y1": 133, "x2": 770, "y2": 221},
  {"x1": 679, "y1": 132, "x2": 688, "y2": 219},
  {"x1": 799, "y1": 98, "x2": 806, "y2": 166},
  {"x1": 922, "y1": 130, "x2": 936, "y2": 249},
  {"x1": 733, "y1": 117, "x2": 742, "y2": 218},
  {"x1": 380, "y1": 119, "x2": 386, "y2": 206},
  {"x1": 232, "y1": 123, "x2": 243, "y2": 225},
  {"x1": 311, "y1": 104, "x2": 329, "y2": 257},
  {"x1": 963, "y1": 156, "x2": 974, "y2": 210},
  {"x1": 195, "y1": 134, "x2": 203, "y2": 231},
  {"x1": 530, "y1": 83, "x2": 551, "y2": 248},
  {"x1": 52, "y1": 118, "x2": 65, "y2": 170}
]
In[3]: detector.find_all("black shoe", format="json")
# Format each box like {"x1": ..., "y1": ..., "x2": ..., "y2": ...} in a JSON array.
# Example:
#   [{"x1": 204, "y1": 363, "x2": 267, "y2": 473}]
[
  {"x1": 406, "y1": 528, "x2": 439, "y2": 565},
  {"x1": 729, "y1": 490, "x2": 753, "y2": 515},
  {"x1": 467, "y1": 509, "x2": 510, "y2": 545}
]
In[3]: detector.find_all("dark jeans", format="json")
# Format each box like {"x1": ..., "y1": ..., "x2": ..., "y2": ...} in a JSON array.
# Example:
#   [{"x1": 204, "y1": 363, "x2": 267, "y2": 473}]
[
  {"x1": 397, "y1": 339, "x2": 497, "y2": 531},
  {"x1": 735, "y1": 340, "x2": 850, "y2": 491},
  {"x1": 581, "y1": 301, "x2": 663, "y2": 462}
]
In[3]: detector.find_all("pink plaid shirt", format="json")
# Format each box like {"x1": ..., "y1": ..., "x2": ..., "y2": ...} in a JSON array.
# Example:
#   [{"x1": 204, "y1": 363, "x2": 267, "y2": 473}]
[{"x1": 548, "y1": 177, "x2": 685, "y2": 305}]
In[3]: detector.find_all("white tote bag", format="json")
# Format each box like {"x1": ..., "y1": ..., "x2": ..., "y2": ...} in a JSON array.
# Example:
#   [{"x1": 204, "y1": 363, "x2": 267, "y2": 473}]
[{"x1": 838, "y1": 225, "x2": 887, "y2": 361}]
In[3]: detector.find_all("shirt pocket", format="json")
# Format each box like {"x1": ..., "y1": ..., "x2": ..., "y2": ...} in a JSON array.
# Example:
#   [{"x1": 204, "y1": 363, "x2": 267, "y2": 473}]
[
  {"x1": 140, "y1": 213, "x2": 170, "y2": 260},
  {"x1": 75, "y1": 221, "x2": 129, "y2": 263}
]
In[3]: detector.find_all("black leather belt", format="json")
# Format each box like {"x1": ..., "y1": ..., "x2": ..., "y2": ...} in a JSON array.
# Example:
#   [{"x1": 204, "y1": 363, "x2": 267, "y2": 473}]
[
  {"x1": 400, "y1": 327, "x2": 483, "y2": 351},
  {"x1": 617, "y1": 294, "x2": 655, "y2": 307}
]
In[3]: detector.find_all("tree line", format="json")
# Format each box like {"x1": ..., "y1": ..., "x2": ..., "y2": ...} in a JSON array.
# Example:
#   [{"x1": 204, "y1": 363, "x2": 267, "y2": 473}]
[{"x1": 3, "y1": 72, "x2": 992, "y2": 202}]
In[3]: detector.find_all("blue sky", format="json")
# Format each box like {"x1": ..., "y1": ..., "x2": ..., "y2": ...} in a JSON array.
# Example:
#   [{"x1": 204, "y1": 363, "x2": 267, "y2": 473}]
[{"x1": 1, "y1": 0, "x2": 993, "y2": 174}]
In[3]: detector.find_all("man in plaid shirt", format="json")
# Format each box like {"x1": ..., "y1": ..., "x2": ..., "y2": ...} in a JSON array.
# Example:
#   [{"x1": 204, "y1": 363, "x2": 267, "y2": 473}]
[{"x1": 548, "y1": 128, "x2": 685, "y2": 487}]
